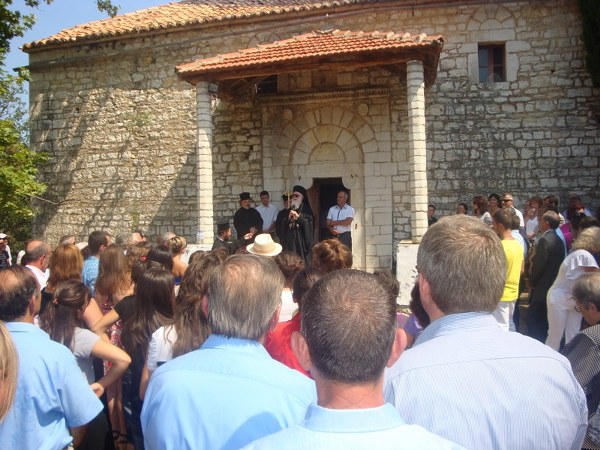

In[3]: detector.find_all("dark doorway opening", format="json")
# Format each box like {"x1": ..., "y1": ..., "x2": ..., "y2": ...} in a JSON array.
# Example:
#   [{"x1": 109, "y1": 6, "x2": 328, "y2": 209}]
[{"x1": 307, "y1": 178, "x2": 350, "y2": 242}]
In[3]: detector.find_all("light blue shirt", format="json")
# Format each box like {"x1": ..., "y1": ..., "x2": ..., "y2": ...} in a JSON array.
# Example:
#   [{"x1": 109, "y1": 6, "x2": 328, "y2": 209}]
[
  {"x1": 82, "y1": 255, "x2": 99, "y2": 296},
  {"x1": 141, "y1": 334, "x2": 316, "y2": 450},
  {"x1": 243, "y1": 402, "x2": 465, "y2": 450},
  {"x1": 384, "y1": 312, "x2": 588, "y2": 450},
  {"x1": 0, "y1": 322, "x2": 103, "y2": 450}
]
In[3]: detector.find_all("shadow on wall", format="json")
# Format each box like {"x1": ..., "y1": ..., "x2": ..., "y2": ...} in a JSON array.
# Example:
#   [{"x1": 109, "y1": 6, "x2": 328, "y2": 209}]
[{"x1": 32, "y1": 83, "x2": 199, "y2": 243}]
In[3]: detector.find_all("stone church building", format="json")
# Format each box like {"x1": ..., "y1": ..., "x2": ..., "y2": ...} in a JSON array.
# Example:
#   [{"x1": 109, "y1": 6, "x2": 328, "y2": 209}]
[{"x1": 24, "y1": 0, "x2": 599, "y2": 276}]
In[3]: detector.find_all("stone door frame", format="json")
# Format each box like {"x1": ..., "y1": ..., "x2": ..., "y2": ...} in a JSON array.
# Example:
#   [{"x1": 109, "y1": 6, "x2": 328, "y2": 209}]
[{"x1": 260, "y1": 89, "x2": 396, "y2": 270}]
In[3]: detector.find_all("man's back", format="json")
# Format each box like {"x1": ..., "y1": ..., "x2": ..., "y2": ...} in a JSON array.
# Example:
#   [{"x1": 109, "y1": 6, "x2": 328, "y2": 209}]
[
  {"x1": 82, "y1": 255, "x2": 100, "y2": 295},
  {"x1": 530, "y1": 230, "x2": 564, "y2": 293},
  {"x1": 142, "y1": 335, "x2": 316, "y2": 450},
  {"x1": 0, "y1": 322, "x2": 102, "y2": 450},
  {"x1": 384, "y1": 313, "x2": 587, "y2": 450}
]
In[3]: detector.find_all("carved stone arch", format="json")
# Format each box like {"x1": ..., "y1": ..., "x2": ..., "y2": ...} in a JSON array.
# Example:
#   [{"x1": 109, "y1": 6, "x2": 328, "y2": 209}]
[
  {"x1": 278, "y1": 105, "x2": 372, "y2": 168},
  {"x1": 468, "y1": 4, "x2": 516, "y2": 30}
]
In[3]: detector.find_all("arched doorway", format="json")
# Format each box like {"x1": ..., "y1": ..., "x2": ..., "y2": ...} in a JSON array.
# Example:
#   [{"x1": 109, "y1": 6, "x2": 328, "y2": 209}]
[
  {"x1": 307, "y1": 178, "x2": 348, "y2": 242},
  {"x1": 260, "y1": 96, "x2": 393, "y2": 271}
]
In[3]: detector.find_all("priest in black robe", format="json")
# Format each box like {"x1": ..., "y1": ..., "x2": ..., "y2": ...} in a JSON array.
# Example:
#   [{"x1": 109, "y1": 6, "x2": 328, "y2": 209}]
[
  {"x1": 233, "y1": 192, "x2": 263, "y2": 239},
  {"x1": 281, "y1": 185, "x2": 314, "y2": 262},
  {"x1": 212, "y1": 219, "x2": 252, "y2": 255}
]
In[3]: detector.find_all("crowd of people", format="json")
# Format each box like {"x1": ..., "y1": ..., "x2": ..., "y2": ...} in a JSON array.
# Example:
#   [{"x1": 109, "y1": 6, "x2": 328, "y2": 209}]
[{"x1": 0, "y1": 189, "x2": 598, "y2": 450}]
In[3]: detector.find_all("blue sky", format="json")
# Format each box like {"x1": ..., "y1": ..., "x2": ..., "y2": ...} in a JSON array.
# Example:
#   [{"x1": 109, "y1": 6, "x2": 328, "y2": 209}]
[{"x1": 6, "y1": 0, "x2": 168, "y2": 85}]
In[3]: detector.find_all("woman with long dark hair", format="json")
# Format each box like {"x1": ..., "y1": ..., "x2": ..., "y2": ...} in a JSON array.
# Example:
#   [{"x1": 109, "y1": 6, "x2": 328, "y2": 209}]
[
  {"x1": 40, "y1": 280, "x2": 130, "y2": 450},
  {"x1": 120, "y1": 265, "x2": 174, "y2": 450},
  {"x1": 94, "y1": 243, "x2": 133, "y2": 448}
]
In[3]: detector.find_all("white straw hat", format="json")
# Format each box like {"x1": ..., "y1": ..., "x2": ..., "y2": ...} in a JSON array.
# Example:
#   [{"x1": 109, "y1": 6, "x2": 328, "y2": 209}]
[{"x1": 246, "y1": 234, "x2": 282, "y2": 257}]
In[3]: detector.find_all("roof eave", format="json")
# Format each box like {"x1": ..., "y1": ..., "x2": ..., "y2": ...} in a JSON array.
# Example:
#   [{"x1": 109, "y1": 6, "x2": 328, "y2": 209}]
[{"x1": 177, "y1": 38, "x2": 445, "y2": 89}]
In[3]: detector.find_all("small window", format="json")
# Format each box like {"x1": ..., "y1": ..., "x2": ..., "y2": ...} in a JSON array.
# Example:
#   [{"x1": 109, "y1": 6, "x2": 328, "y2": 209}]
[
  {"x1": 478, "y1": 44, "x2": 506, "y2": 83},
  {"x1": 256, "y1": 75, "x2": 278, "y2": 94}
]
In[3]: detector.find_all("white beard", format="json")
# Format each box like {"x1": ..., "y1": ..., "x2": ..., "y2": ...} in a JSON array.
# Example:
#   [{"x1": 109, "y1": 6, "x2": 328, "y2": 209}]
[{"x1": 290, "y1": 195, "x2": 303, "y2": 210}]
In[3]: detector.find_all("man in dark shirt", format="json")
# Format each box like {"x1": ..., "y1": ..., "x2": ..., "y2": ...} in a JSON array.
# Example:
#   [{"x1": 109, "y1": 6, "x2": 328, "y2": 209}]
[
  {"x1": 427, "y1": 204, "x2": 438, "y2": 227},
  {"x1": 526, "y1": 210, "x2": 565, "y2": 342},
  {"x1": 212, "y1": 219, "x2": 252, "y2": 255},
  {"x1": 0, "y1": 233, "x2": 10, "y2": 270},
  {"x1": 233, "y1": 192, "x2": 263, "y2": 239}
]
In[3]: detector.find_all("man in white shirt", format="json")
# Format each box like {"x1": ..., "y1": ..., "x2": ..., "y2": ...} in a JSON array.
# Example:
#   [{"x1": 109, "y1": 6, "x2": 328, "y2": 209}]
[
  {"x1": 23, "y1": 240, "x2": 51, "y2": 289},
  {"x1": 256, "y1": 190, "x2": 279, "y2": 236},
  {"x1": 327, "y1": 191, "x2": 355, "y2": 251},
  {"x1": 501, "y1": 193, "x2": 524, "y2": 228},
  {"x1": 327, "y1": 191, "x2": 354, "y2": 251}
]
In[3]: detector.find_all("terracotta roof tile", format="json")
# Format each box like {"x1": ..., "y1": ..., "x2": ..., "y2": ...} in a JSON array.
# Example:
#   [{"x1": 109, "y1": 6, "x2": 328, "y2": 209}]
[
  {"x1": 23, "y1": 0, "x2": 373, "y2": 50},
  {"x1": 176, "y1": 29, "x2": 444, "y2": 76}
]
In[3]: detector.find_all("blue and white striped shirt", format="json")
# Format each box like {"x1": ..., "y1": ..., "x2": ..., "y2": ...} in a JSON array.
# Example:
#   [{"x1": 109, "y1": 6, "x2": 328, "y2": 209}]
[
  {"x1": 81, "y1": 255, "x2": 99, "y2": 296},
  {"x1": 384, "y1": 312, "x2": 587, "y2": 450}
]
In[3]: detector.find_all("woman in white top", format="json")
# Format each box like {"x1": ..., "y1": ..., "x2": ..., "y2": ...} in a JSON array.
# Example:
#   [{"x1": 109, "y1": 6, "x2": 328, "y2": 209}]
[
  {"x1": 472, "y1": 195, "x2": 492, "y2": 226},
  {"x1": 546, "y1": 227, "x2": 600, "y2": 351},
  {"x1": 524, "y1": 197, "x2": 542, "y2": 242},
  {"x1": 139, "y1": 249, "x2": 227, "y2": 399},
  {"x1": 39, "y1": 280, "x2": 131, "y2": 450}
]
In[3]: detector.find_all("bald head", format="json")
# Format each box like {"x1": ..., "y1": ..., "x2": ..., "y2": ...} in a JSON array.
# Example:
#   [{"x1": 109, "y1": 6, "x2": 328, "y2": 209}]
[
  {"x1": 23, "y1": 240, "x2": 51, "y2": 270},
  {"x1": 0, "y1": 265, "x2": 40, "y2": 322}
]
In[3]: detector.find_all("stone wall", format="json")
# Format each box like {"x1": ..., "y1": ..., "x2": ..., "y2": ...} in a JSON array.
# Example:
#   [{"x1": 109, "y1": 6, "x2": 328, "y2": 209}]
[{"x1": 28, "y1": 1, "x2": 599, "y2": 265}]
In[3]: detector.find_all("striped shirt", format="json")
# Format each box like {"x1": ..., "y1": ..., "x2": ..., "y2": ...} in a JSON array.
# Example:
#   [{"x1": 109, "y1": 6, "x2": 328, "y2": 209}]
[
  {"x1": 81, "y1": 256, "x2": 99, "y2": 296},
  {"x1": 384, "y1": 312, "x2": 587, "y2": 450},
  {"x1": 563, "y1": 324, "x2": 600, "y2": 450}
]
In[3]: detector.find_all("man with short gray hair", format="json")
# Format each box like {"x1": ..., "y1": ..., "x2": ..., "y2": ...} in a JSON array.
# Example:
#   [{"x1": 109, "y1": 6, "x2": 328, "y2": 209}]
[
  {"x1": 141, "y1": 254, "x2": 316, "y2": 450},
  {"x1": 23, "y1": 240, "x2": 51, "y2": 289},
  {"x1": 326, "y1": 190, "x2": 354, "y2": 251},
  {"x1": 384, "y1": 215, "x2": 587, "y2": 450}
]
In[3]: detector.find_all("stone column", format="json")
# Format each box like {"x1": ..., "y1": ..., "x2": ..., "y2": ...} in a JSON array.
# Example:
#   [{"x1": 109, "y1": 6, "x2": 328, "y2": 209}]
[
  {"x1": 196, "y1": 81, "x2": 214, "y2": 245},
  {"x1": 406, "y1": 60, "x2": 428, "y2": 243}
]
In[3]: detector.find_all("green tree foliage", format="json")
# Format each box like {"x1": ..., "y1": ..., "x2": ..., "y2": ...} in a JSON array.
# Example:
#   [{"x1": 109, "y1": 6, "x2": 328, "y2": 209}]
[
  {"x1": 0, "y1": 0, "x2": 118, "y2": 245},
  {"x1": 0, "y1": 66, "x2": 28, "y2": 139},
  {"x1": 0, "y1": 118, "x2": 47, "y2": 244},
  {"x1": 579, "y1": 0, "x2": 600, "y2": 87}
]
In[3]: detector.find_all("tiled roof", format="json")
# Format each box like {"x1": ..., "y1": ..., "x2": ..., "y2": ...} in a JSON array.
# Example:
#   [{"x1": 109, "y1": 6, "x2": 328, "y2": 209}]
[
  {"x1": 23, "y1": 0, "x2": 376, "y2": 50},
  {"x1": 176, "y1": 30, "x2": 444, "y2": 93},
  {"x1": 178, "y1": 29, "x2": 443, "y2": 74}
]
